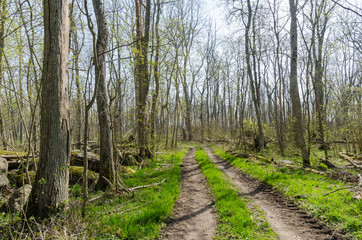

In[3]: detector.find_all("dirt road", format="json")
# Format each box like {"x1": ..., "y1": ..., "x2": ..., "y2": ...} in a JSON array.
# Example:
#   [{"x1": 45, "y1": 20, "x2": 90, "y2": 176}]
[{"x1": 161, "y1": 147, "x2": 216, "y2": 240}]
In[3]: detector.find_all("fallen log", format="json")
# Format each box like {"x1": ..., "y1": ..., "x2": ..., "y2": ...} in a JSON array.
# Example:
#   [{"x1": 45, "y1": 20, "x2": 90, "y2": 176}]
[
  {"x1": 71, "y1": 152, "x2": 100, "y2": 172},
  {"x1": 0, "y1": 155, "x2": 36, "y2": 160},
  {"x1": 339, "y1": 152, "x2": 362, "y2": 169},
  {"x1": 321, "y1": 159, "x2": 338, "y2": 169},
  {"x1": 7, "y1": 160, "x2": 23, "y2": 170}
]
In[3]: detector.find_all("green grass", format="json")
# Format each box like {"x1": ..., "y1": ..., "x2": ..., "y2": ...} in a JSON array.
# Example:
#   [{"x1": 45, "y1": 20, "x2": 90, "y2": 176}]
[
  {"x1": 80, "y1": 149, "x2": 187, "y2": 239},
  {"x1": 214, "y1": 147, "x2": 362, "y2": 239},
  {"x1": 194, "y1": 146, "x2": 277, "y2": 240},
  {"x1": 0, "y1": 147, "x2": 188, "y2": 239}
]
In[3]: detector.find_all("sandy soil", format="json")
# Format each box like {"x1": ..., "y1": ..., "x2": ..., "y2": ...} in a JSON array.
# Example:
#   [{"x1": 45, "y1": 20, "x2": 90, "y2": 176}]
[
  {"x1": 204, "y1": 146, "x2": 346, "y2": 240},
  {"x1": 161, "y1": 147, "x2": 217, "y2": 240}
]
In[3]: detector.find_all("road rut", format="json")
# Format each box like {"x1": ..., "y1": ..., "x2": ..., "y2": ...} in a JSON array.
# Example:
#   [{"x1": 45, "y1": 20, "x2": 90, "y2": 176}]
[
  {"x1": 162, "y1": 147, "x2": 216, "y2": 240},
  {"x1": 204, "y1": 146, "x2": 345, "y2": 240}
]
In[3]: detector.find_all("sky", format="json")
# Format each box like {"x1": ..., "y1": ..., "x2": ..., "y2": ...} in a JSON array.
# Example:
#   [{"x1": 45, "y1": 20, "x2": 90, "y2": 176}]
[
  {"x1": 203, "y1": 0, "x2": 232, "y2": 38},
  {"x1": 202, "y1": 0, "x2": 362, "y2": 39}
]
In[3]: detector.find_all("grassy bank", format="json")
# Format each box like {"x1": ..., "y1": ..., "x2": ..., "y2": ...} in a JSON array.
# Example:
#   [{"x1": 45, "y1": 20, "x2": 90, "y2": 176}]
[
  {"x1": 195, "y1": 146, "x2": 277, "y2": 240},
  {"x1": 214, "y1": 147, "x2": 362, "y2": 239},
  {"x1": 0, "y1": 147, "x2": 188, "y2": 239}
]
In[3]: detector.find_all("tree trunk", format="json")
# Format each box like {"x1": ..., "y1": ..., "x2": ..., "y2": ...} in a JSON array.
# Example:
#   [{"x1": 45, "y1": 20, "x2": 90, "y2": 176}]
[
  {"x1": 134, "y1": 0, "x2": 151, "y2": 159},
  {"x1": 245, "y1": 0, "x2": 264, "y2": 151},
  {"x1": 92, "y1": 0, "x2": 115, "y2": 190},
  {"x1": 289, "y1": 0, "x2": 310, "y2": 167},
  {"x1": 0, "y1": 0, "x2": 6, "y2": 149},
  {"x1": 150, "y1": 0, "x2": 161, "y2": 150},
  {"x1": 27, "y1": 0, "x2": 70, "y2": 218}
]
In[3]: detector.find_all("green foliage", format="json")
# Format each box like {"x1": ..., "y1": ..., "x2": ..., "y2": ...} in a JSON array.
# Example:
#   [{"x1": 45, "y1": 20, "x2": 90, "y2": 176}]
[
  {"x1": 214, "y1": 148, "x2": 362, "y2": 239},
  {"x1": 195, "y1": 148, "x2": 277, "y2": 239},
  {"x1": 81, "y1": 149, "x2": 186, "y2": 239}
]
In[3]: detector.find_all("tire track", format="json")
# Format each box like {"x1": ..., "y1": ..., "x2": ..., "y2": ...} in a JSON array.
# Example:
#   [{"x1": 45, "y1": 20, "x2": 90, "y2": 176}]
[
  {"x1": 162, "y1": 147, "x2": 216, "y2": 240},
  {"x1": 204, "y1": 146, "x2": 345, "y2": 240}
]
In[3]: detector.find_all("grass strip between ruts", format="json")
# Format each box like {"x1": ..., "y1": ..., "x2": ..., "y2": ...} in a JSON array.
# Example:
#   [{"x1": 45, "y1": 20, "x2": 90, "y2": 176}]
[
  {"x1": 214, "y1": 147, "x2": 362, "y2": 240},
  {"x1": 195, "y1": 146, "x2": 277, "y2": 240}
]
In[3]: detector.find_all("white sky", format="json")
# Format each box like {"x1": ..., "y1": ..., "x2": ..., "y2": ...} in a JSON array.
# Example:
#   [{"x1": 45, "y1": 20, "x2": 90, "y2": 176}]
[
  {"x1": 203, "y1": 0, "x2": 231, "y2": 38},
  {"x1": 202, "y1": 0, "x2": 362, "y2": 39}
]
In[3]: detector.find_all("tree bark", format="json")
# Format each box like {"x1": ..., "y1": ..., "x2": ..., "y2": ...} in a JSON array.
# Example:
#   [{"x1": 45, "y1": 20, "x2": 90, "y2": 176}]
[
  {"x1": 92, "y1": 0, "x2": 115, "y2": 190},
  {"x1": 289, "y1": 0, "x2": 310, "y2": 167},
  {"x1": 27, "y1": 0, "x2": 70, "y2": 218}
]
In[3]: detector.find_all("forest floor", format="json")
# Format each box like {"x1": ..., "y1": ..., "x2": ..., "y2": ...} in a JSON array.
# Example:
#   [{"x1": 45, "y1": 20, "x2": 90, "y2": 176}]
[
  {"x1": 203, "y1": 146, "x2": 340, "y2": 240},
  {"x1": 0, "y1": 143, "x2": 360, "y2": 239},
  {"x1": 161, "y1": 146, "x2": 217, "y2": 240}
]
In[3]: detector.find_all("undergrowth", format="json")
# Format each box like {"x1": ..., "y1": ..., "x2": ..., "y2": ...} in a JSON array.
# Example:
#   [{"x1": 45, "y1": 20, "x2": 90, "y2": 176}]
[
  {"x1": 195, "y1": 146, "x2": 277, "y2": 240},
  {"x1": 0, "y1": 147, "x2": 188, "y2": 239},
  {"x1": 214, "y1": 147, "x2": 362, "y2": 239}
]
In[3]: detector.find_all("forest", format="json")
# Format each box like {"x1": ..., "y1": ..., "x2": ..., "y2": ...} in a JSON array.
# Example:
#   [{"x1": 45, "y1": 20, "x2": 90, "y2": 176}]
[{"x1": 0, "y1": 0, "x2": 361, "y2": 239}]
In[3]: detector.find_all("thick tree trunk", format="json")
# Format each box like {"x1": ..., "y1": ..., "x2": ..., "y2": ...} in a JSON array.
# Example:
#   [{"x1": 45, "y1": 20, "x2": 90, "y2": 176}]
[
  {"x1": 93, "y1": 0, "x2": 115, "y2": 190},
  {"x1": 289, "y1": 0, "x2": 310, "y2": 167},
  {"x1": 27, "y1": 0, "x2": 70, "y2": 218}
]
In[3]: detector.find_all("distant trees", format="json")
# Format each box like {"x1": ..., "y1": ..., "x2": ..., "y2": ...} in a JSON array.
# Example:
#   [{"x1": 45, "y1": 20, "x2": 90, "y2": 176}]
[
  {"x1": 27, "y1": 0, "x2": 70, "y2": 218},
  {"x1": 0, "y1": 0, "x2": 359, "y2": 219}
]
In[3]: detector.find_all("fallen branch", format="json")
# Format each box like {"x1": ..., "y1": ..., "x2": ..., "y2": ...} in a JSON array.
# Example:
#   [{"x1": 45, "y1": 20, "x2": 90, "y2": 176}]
[
  {"x1": 156, "y1": 163, "x2": 182, "y2": 167},
  {"x1": 324, "y1": 174, "x2": 362, "y2": 198},
  {"x1": 323, "y1": 187, "x2": 350, "y2": 196},
  {"x1": 88, "y1": 195, "x2": 105, "y2": 203},
  {"x1": 129, "y1": 179, "x2": 166, "y2": 191}
]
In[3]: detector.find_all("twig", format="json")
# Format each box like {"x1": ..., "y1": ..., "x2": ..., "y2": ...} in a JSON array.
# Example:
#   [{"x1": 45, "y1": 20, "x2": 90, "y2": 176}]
[
  {"x1": 88, "y1": 195, "x2": 105, "y2": 203},
  {"x1": 323, "y1": 187, "x2": 350, "y2": 196},
  {"x1": 129, "y1": 179, "x2": 166, "y2": 191}
]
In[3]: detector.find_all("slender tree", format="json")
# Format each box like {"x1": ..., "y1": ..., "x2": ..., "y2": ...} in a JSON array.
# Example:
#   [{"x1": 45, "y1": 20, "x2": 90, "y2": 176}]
[
  {"x1": 92, "y1": 0, "x2": 115, "y2": 190},
  {"x1": 289, "y1": 0, "x2": 310, "y2": 167},
  {"x1": 134, "y1": 0, "x2": 151, "y2": 159},
  {"x1": 245, "y1": 0, "x2": 264, "y2": 151},
  {"x1": 150, "y1": 0, "x2": 161, "y2": 149},
  {"x1": 0, "y1": 0, "x2": 6, "y2": 149}
]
